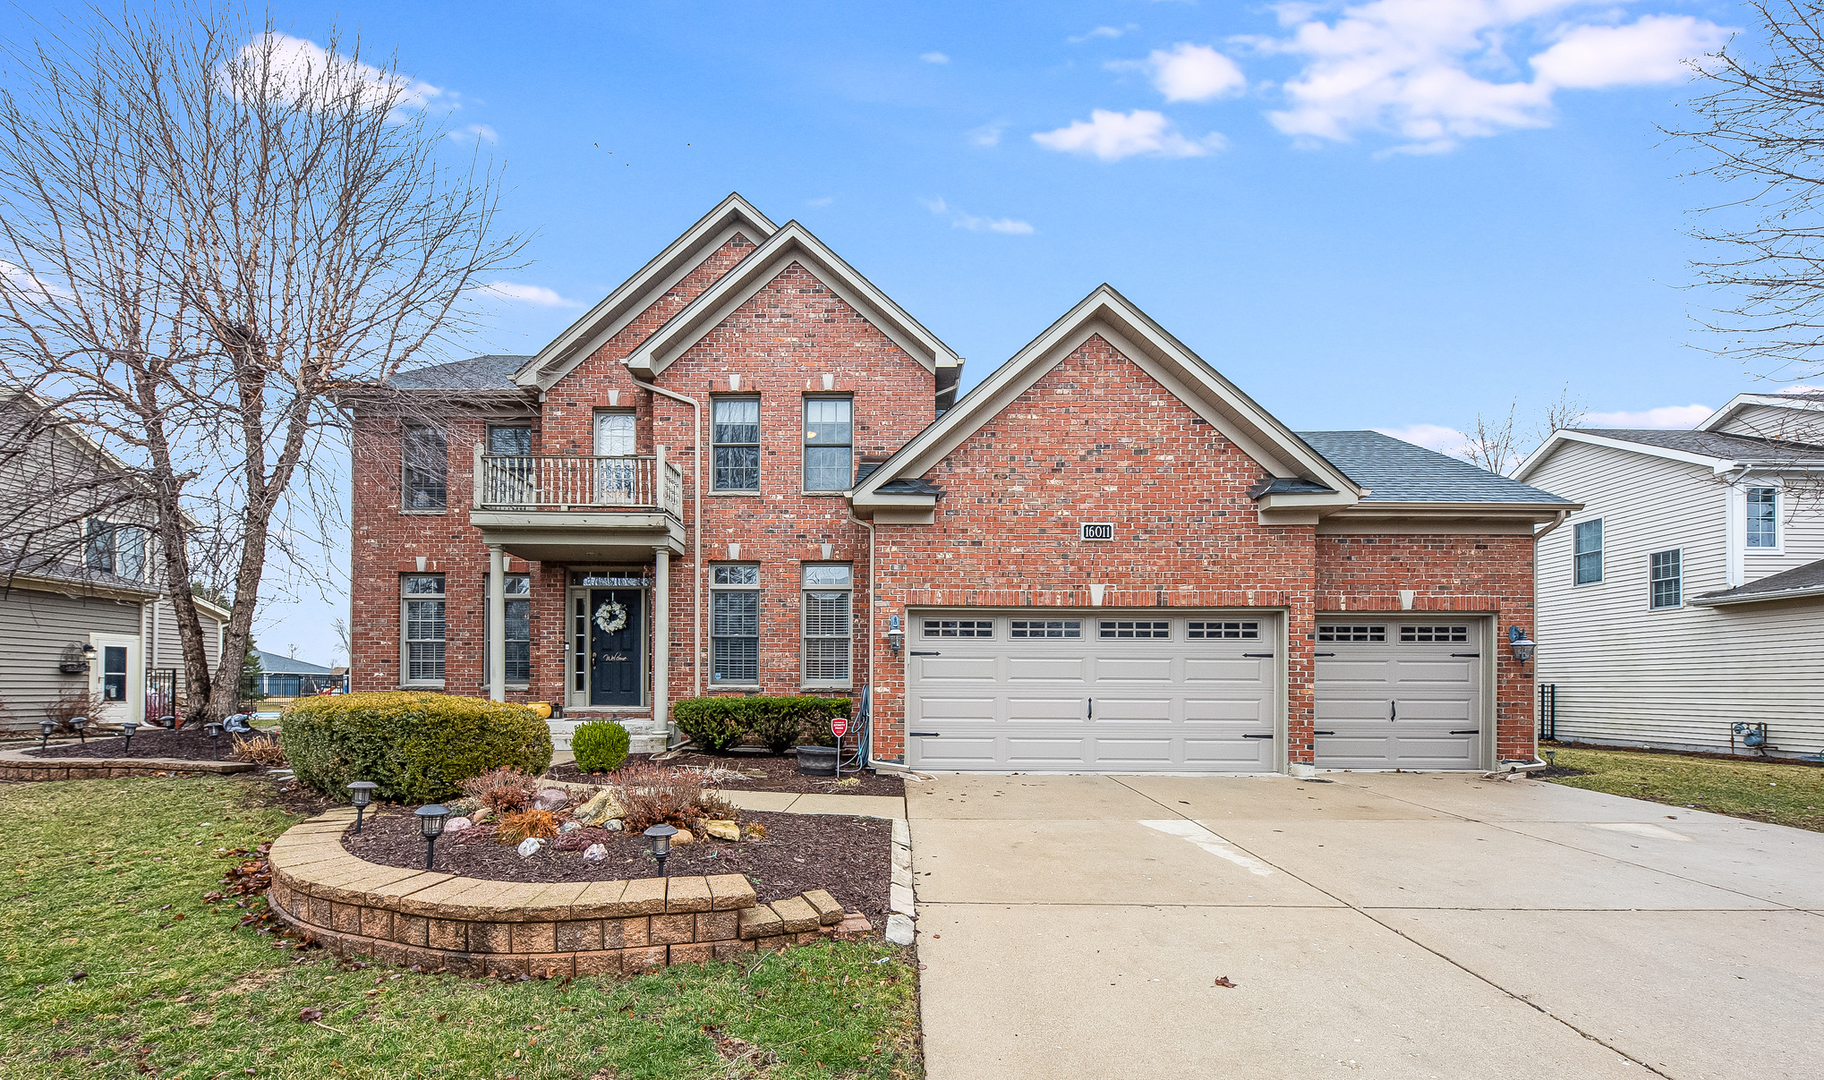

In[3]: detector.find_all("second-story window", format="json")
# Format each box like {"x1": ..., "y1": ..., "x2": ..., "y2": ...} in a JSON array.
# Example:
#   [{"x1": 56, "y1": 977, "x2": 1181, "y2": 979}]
[
  {"x1": 1573, "y1": 519, "x2": 1602, "y2": 585},
  {"x1": 488, "y1": 426, "x2": 531, "y2": 456},
  {"x1": 84, "y1": 519, "x2": 147, "y2": 581},
  {"x1": 403, "y1": 425, "x2": 448, "y2": 511},
  {"x1": 713, "y1": 398, "x2": 760, "y2": 492},
  {"x1": 1747, "y1": 487, "x2": 1778, "y2": 549},
  {"x1": 1649, "y1": 550, "x2": 1682, "y2": 609},
  {"x1": 803, "y1": 398, "x2": 853, "y2": 492}
]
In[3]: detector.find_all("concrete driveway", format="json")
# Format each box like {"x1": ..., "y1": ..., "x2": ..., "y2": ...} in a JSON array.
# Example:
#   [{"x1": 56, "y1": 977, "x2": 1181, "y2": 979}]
[{"x1": 909, "y1": 772, "x2": 1824, "y2": 1080}]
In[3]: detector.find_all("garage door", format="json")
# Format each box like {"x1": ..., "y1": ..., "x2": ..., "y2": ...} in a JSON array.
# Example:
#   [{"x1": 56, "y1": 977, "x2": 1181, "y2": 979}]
[
  {"x1": 1314, "y1": 620, "x2": 1485, "y2": 770},
  {"x1": 904, "y1": 610, "x2": 1278, "y2": 772}
]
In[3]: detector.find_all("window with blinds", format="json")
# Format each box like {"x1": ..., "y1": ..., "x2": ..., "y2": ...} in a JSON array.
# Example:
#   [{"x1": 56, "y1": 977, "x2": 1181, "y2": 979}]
[
  {"x1": 402, "y1": 574, "x2": 446, "y2": 683},
  {"x1": 711, "y1": 564, "x2": 760, "y2": 684},
  {"x1": 802, "y1": 564, "x2": 852, "y2": 686}
]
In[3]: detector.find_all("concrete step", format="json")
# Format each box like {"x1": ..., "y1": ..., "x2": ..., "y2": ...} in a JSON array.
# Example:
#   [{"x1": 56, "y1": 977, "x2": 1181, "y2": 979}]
[{"x1": 545, "y1": 717, "x2": 666, "y2": 754}]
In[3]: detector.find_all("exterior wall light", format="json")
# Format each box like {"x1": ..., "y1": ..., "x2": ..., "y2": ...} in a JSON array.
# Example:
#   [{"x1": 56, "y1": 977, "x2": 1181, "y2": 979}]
[
  {"x1": 348, "y1": 781, "x2": 378, "y2": 833},
  {"x1": 886, "y1": 614, "x2": 904, "y2": 657},
  {"x1": 120, "y1": 720, "x2": 138, "y2": 753},
  {"x1": 203, "y1": 721, "x2": 223, "y2": 759},
  {"x1": 1508, "y1": 625, "x2": 1536, "y2": 666},
  {"x1": 415, "y1": 804, "x2": 449, "y2": 869},
  {"x1": 59, "y1": 642, "x2": 94, "y2": 673},
  {"x1": 644, "y1": 823, "x2": 678, "y2": 876}
]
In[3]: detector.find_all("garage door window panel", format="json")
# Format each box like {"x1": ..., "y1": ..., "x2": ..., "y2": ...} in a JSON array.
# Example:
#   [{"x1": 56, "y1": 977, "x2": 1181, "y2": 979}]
[
  {"x1": 1098, "y1": 620, "x2": 1169, "y2": 639},
  {"x1": 1399, "y1": 625, "x2": 1467, "y2": 643},
  {"x1": 712, "y1": 564, "x2": 760, "y2": 685},
  {"x1": 802, "y1": 564, "x2": 852, "y2": 688},
  {"x1": 924, "y1": 619, "x2": 992, "y2": 638},
  {"x1": 1187, "y1": 620, "x2": 1259, "y2": 639},
  {"x1": 1011, "y1": 619, "x2": 1081, "y2": 639},
  {"x1": 1318, "y1": 625, "x2": 1385, "y2": 643}
]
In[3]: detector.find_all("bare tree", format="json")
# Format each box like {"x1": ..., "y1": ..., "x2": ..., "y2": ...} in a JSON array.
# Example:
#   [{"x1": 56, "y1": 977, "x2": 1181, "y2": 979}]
[
  {"x1": 1461, "y1": 385, "x2": 1588, "y2": 476},
  {"x1": 0, "y1": 3, "x2": 521, "y2": 719}
]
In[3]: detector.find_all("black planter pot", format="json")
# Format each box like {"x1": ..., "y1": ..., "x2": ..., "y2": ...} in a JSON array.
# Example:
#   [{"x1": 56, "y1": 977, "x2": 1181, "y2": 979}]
[{"x1": 794, "y1": 745, "x2": 838, "y2": 776}]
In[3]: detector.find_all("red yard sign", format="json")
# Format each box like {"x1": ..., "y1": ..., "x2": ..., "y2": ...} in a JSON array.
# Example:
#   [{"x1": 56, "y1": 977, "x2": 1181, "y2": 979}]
[{"x1": 830, "y1": 716, "x2": 849, "y2": 738}]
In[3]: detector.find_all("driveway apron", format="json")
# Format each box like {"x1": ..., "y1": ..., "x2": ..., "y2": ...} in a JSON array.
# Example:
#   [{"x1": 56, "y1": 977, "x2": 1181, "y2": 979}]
[{"x1": 909, "y1": 772, "x2": 1824, "y2": 1080}]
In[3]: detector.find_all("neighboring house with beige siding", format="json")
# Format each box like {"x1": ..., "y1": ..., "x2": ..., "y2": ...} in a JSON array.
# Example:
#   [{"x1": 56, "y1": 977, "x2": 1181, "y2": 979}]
[
  {"x1": 0, "y1": 393, "x2": 229, "y2": 730},
  {"x1": 1516, "y1": 394, "x2": 1824, "y2": 759}
]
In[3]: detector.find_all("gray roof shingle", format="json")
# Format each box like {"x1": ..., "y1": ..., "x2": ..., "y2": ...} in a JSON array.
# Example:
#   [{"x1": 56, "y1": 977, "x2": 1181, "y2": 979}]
[
  {"x1": 388, "y1": 354, "x2": 532, "y2": 391},
  {"x1": 1298, "y1": 431, "x2": 1573, "y2": 505},
  {"x1": 1693, "y1": 557, "x2": 1824, "y2": 606},
  {"x1": 1565, "y1": 428, "x2": 1824, "y2": 465}
]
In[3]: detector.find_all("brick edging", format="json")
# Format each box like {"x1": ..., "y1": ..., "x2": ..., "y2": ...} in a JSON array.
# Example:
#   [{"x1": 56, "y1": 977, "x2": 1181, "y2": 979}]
[
  {"x1": 0, "y1": 747, "x2": 257, "y2": 781},
  {"x1": 266, "y1": 808, "x2": 851, "y2": 976}
]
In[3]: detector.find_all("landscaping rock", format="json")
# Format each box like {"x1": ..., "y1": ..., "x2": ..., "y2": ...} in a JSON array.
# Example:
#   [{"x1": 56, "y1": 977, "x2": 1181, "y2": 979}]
[
  {"x1": 573, "y1": 788, "x2": 624, "y2": 825},
  {"x1": 558, "y1": 820, "x2": 582, "y2": 833},
  {"x1": 444, "y1": 816, "x2": 473, "y2": 833},
  {"x1": 447, "y1": 797, "x2": 481, "y2": 816},
  {"x1": 604, "y1": 818, "x2": 624, "y2": 831},
  {"x1": 672, "y1": 828, "x2": 694, "y2": 845},
  {"x1": 532, "y1": 788, "x2": 569, "y2": 812},
  {"x1": 885, "y1": 914, "x2": 915, "y2": 945},
  {"x1": 582, "y1": 843, "x2": 608, "y2": 863},
  {"x1": 702, "y1": 819, "x2": 739, "y2": 841},
  {"x1": 516, "y1": 837, "x2": 545, "y2": 858}
]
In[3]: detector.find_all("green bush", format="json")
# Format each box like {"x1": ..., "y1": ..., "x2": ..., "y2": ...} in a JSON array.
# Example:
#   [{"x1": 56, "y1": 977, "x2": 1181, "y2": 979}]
[
  {"x1": 572, "y1": 720, "x2": 631, "y2": 773},
  {"x1": 672, "y1": 695, "x2": 851, "y2": 753},
  {"x1": 281, "y1": 692, "x2": 551, "y2": 803}
]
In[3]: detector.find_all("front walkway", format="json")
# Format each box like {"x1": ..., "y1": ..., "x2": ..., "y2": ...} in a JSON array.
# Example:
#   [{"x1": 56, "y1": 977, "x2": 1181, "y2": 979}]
[{"x1": 910, "y1": 772, "x2": 1824, "y2": 1079}]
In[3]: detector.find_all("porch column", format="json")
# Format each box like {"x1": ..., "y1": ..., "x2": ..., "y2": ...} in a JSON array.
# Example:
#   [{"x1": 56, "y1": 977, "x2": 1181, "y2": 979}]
[
  {"x1": 653, "y1": 546, "x2": 670, "y2": 739},
  {"x1": 487, "y1": 544, "x2": 506, "y2": 703}
]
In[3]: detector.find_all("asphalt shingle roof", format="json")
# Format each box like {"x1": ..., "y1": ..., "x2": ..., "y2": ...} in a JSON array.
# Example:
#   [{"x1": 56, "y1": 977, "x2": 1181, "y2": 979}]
[
  {"x1": 253, "y1": 649, "x2": 336, "y2": 675},
  {"x1": 1298, "y1": 430, "x2": 1573, "y2": 505},
  {"x1": 1695, "y1": 557, "x2": 1824, "y2": 605},
  {"x1": 388, "y1": 354, "x2": 531, "y2": 391},
  {"x1": 1565, "y1": 428, "x2": 1824, "y2": 464}
]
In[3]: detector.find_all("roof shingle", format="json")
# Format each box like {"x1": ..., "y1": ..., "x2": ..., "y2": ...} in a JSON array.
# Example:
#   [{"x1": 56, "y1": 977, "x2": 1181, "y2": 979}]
[
  {"x1": 1298, "y1": 431, "x2": 1573, "y2": 504},
  {"x1": 388, "y1": 354, "x2": 532, "y2": 391}
]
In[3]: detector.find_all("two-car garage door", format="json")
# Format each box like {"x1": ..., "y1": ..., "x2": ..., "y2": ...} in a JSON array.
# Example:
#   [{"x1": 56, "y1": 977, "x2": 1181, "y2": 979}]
[{"x1": 903, "y1": 611, "x2": 1487, "y2": 773}]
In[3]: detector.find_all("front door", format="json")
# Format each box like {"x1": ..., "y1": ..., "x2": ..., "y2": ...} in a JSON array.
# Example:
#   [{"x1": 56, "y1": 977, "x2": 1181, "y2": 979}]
[
  {"x1": 587, "y1": 588, "x2": 643, "y2": 706},
  {"x1": 88, "y1": 632, "x2": 142, "y2": 725}
]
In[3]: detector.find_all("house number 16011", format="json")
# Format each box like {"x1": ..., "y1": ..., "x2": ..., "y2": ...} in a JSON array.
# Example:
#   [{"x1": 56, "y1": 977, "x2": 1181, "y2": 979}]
[{"x1": 1080, "y1": 522, "x2": 1114, "y2": 541}]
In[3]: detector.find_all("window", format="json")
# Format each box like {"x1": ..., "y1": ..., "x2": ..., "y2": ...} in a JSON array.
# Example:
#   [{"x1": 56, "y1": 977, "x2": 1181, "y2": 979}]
[
  {"x1": 84, "y1": 520, "x2": 147, "y2": 581},
  {"x1": 1748, "y1": 487, "x2": 1778, "y2": 549},
  {"x1": 1010, "y1": 619, "x2": 1081, "y2": 638},
  {"x1": 101, "y1": 645, "x2": 127, "y2": 702},
  {"x1": 1317, "y1": 625, "x2": 1385, "y2": 643},
  {"x1": 402, "y1": 575, "x2": 446, "y2": 683},
  {"x1": 712, "y1": 399, "x2": 760, "y2": 491},
  {"x1": 484, "y1": 574, "x2": 531, "y2": 686},
  {"x1": 403, "y1": 425, "x2": 448, "y2": 511},
  {"x1": 802, "y1": 564, "x2": 852, "y2": 686},
  {"x1": 1187, "y1": 620, "x2": 1260, "y2": 639},
  {"x1": 1573, "y1": 519, "x2": 1602, "y2": 585},
  {"x1": 924, "y1": 619, "x2": 993, "y2": 638},
  {"x1": 487, "y1": 426, "x2": 531, "y2": 455},
  {"x1": 711, "y1": 564, "x2": 760, "y2": 684},
  {"x1": 1399, "y1": 625, "x2": 1468, "y2": 643},
  {"x1": 1099, "y1": 619, "x2": 1170, "y2": 639},
  {"x1": 1650, "y1": 550, "x2": 1682, "y2": 609},
  {"x1": 803, "y1": 398, "x2": 853, "y2": 492}
]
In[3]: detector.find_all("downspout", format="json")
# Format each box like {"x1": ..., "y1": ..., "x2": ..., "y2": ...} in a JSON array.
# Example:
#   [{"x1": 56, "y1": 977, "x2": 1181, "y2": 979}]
[
  {"x1": 1533, "y1": 508, "x2": 1570, "y2": 542},
  {"x1": 850, "y1": 508, "x2": 876, "y2": 768},
  {"x1": 631, "y1": 378, "x2": 703, "y2": 739}
]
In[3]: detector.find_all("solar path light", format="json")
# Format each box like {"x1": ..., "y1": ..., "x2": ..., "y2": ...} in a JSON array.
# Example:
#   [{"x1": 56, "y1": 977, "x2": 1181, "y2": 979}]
[
  {"x1": 644, "y1": 823, "x2": 678, "y2": 877},
  {"x1": 348, "y1": 781, "x2": 377, "y2": 833},
  {"x1": 415, "y1": 804, "x2": 449, "y2": 869}
]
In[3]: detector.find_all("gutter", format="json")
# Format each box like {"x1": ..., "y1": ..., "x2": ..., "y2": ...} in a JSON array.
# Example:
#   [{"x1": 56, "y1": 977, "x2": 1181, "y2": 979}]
[
  {"x1": 630, "y1": 377, "x2": 702, "y2": 744},
  {"x1": 1534, "y1": 508, "x2": 1571, "y2": 541},
  {"x1": 1689, "y1": 583, "x2": 1824, "y2": 607}
]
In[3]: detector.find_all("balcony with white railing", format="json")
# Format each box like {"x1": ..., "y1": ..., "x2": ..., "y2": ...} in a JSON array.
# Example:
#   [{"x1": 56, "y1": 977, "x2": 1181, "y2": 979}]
[{"x1": 468, "y1": 445, "x2": 686, "y2": 562}]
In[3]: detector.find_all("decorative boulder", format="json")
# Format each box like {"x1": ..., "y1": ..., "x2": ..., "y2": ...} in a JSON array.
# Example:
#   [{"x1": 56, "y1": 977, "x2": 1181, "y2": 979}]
[
  {"x1": 582, "y1": 843, "x2": 608, "y2": 863},
  {"x1": 702, "y1": 819, "x2": 740, "y2": 842},
  {"x1": 444, "y1": 816, "x2": 473, "y2": 833},
  {"x1": 604, "y1": 818, "x2": 624, "y2": 831},
  {"x1": 558, "y1": 820, "x2": 582, "y2": 833},
  {"x1": 672, "y1": 828, "x2": 694, "y2": 845},
  {"x1": 573, "y1": 789, "x2": 624, "y2": 825},
  {"x1": 532, "y1": 788, "x2": 569, "y2": 812},
  {"x1": 517, "y1": 837, "x2": 545, "y2": 858}
]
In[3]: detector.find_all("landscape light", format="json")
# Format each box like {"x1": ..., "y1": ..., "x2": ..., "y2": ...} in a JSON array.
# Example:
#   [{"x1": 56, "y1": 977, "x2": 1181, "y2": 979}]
[
  {"x1": 348, "y1": 781, "x2": 377, "y2": 834},
  {"x1": 644, "y1": 823, "x2": 678, "y2": 877},
  {"x1": 120, "y1": 720, "x2": 139, "y2": 753},
  {"x1": 203, "y1": 721, "x2": 223, "y2": 760},
  {"x1": 69, "y1": 716, "x2": 88, "y2": 745},
  {"x1": 415, "y1": 804, "x2": 449, "y2": 869},
  {"x1": 38, "y1": 720, "x2": 56, "y2": 750}
]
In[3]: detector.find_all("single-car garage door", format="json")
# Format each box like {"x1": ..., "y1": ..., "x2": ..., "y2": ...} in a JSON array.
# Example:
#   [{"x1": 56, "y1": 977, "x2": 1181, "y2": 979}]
[
  {"x1": 905, "y1": 610, "x2": 1279, "y2": 772},
  {"x1": 1314, "y1": 619, "x2": 1486, "y2": 770}
]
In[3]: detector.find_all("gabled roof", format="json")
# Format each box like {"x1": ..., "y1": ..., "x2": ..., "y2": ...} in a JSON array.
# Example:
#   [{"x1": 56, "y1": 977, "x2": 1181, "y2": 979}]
[
  {"x1": 1302, "y1": 431, "x2": 1574, "y2": 505},
  {"x1": 852, "y1": 284, "x2": 1360, "y2": 515},
  {"x1": 1692, "y1": 557, "x2": 1824, "y2": 607},
  {"x1": 515, "y1": 193, "x2": 779, "y2": 392},
  {"x1": 1515, "y1": 427, "x2": 1824, "y2": 481},
  {"x1": 623, "y1": 220, "x2": 963, "y2": 406},
  {"x1": 253, "y1": 649, "x2": 336, "y2": 674},
  {"x1": 389, "y1": 354, "x2": 531, "y2": 392},
  {"x1": 1697, "y1": 390, "x2": 1824, "y2": 432}
]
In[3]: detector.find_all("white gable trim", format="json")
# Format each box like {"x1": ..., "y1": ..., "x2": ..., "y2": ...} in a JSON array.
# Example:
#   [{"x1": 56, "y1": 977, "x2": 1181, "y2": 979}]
[
  {"x1": 623, "y1": 221, "x2": 960, "y2": 388},
  {"x1": 515, "y1": 193, "x2": 777, "y2": 391},
  {"x1": 1697, "y1": 392, "x2": 1824, "y2": 432},
  {"x1": 852, "y1": 285, "x2": 1360, "y2": 511},
  {"x1": 1514, "y1": 429, "x2": 1734, "y2": 482}
]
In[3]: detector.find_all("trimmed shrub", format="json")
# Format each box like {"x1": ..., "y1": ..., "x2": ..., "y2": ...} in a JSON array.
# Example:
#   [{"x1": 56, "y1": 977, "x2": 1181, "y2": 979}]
[
  {"x1": 571, "y1": 721, "x2": 631, "y2": 773},
  {"x1": 671, "y1": 695, "x2": 851, "y2": 753},
  {"x1": 281, "y1": 692, "x2": 552, "y2": 804}
]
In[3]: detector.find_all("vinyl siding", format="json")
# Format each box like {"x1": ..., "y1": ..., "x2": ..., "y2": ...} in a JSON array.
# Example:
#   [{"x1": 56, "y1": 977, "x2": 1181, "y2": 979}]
[
  {"x1": 1713, "y1": 403, "x2": 1824, "y2": 440},
  {"x1": 1530, "y1": 441, "x2": 1824, "y2": 756},
  {"x1": 142, "y1": 600, "x2": 224, "y2": 675},
  {"x1": 0, "y1": 585, "x2": 143, "y2": 730}
]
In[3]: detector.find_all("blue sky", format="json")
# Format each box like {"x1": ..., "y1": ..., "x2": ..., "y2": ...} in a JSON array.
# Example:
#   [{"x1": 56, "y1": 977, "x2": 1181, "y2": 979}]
[{"x1": 53, "y1": 0, "x2": 1765, "y2": 660}]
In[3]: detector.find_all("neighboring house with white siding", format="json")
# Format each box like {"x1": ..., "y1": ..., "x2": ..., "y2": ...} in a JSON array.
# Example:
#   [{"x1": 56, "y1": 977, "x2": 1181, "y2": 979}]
[
  {"x1": 1515, "y1": 391, "x2": 1824, "y2": 759},
  {"x1": 0, "y1": 393, "x2": 228, "y2": 730}
]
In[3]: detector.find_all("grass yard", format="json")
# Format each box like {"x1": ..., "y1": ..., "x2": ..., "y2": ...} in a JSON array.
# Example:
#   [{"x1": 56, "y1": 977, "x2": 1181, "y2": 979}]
[
  {"x1": 0, "y1": 777, "x2": 921, "y2": 1080},
  {"x1": 1544, "y1": 744, "x2": 1824, "y2": 833}
]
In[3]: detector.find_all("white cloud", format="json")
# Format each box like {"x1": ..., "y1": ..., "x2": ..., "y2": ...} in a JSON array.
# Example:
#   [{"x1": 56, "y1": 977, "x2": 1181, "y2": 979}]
[
  {"x1": 806, "y1": 196, "x2": 835, "y2": 207},
  {"x1": 0, "y1": 260, "x2": 72, "y2": 303},
  {"x1": 448, "y1": 123, "x2": 497, "y2": 144},
  {"x1": 1532, "y1": 16, "x2": 1729, "y2": 90},
  {"x1": 1139, "y1": 43, "x2": 1247, "y2": 102},
  {"x1": 1581, "y1": 403, "x2": 1713, "y2": 428},
  {"x1": 1251, "y1": 3, "x2": 1733, "y2": 153},
  {"x1": 479, "y1": 282, "x2": 582, "y2": 307},
  {"x1": 1069, "y1": 25, "x2": 1132, "y2": 44},
  {"x1": 921, "y1": 197, "x2": 1035, "y2": 235},
  {"x1": 233, "y1": 32, "x2": 445, "y2": 114},
  {"x1": 1032, "y1": 109, "x2": 1224, "y2": 161},
  {"x1": 967, "y1": 122, "x2": 1004, "y2": 147},
  {"x1": 1375, "y1": 423, "x2": 1473, "y2": 457},
  {"x1": 920, "y1": 51, "x2": 950, "y2": 64}
]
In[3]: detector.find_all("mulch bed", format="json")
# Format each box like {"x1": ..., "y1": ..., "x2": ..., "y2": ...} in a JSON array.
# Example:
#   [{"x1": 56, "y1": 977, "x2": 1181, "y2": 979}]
[
  {"x1": 341, "y1": 805, "x2": 892, "y2": 927},
  {"x1": 22, "y1": 725, "x2": 268, "y2": 762},
  {"x1": 1531, "y1": 765, "x2": 1591, "y2": 779},
  {"x1": 546, "y1": 751, "x2": 904, "y2": 797}
]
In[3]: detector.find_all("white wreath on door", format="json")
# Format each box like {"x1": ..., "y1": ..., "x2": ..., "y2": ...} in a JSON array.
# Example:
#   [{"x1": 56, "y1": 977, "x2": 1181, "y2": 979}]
[{"x1": 593, "y1": 600, "x2": 629, "y2": 634}]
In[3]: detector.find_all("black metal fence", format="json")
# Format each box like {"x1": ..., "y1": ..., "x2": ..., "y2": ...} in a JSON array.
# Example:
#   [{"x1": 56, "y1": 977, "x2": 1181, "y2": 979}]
[
  {"x1": 1538, "y1": 682, "x2": 1557, "y2": 741},
  {"x1": 146, "y1": 668, "x2": 178, "y2": 725}
]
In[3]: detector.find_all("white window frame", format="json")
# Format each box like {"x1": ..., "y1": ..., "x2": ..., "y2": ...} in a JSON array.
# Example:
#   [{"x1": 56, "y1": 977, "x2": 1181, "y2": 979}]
[
  {"x1": 802, "y1": 396, "x2": 854, "y2": 495},
  {"x1": 401, "y1": 574, "x2": 447, "y2": 686},
  {"x1": 800, "y1": 564, "x2": 853, "y2": 689},
  {"x1": 710, "y1": 563, "x2": 761, "y2": 686},
  {"x1": 711, "y1": 397, "x2": 762, "y2": 494},
  {"x1": 1573, "y1": 518, "x2": 1603, "y2": 585},
  {"x1": 1745, "y1": 486, "x2": 1782, "y2": 553},
  {"x1": 483, "y1": 573, "x2": 532, "y2": 689},
  {"x1": 1648, "y1": 549, "x2": 1683, "y2": 611}
]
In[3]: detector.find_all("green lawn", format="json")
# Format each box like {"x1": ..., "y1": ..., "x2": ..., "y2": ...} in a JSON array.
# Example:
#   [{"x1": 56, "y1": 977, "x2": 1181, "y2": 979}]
[
  {"x1": 1544, "y1": 744, "x2": 1824, "y2": 833},
  {"x1": 0, "y1": 777, "x2": 922, "y2": 1079}
]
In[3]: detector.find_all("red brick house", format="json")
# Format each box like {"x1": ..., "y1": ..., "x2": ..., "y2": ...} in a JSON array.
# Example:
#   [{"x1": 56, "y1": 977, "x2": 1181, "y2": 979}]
[{"x1": 350, "y1": 193, "x2": 1575, "y2": 773}]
